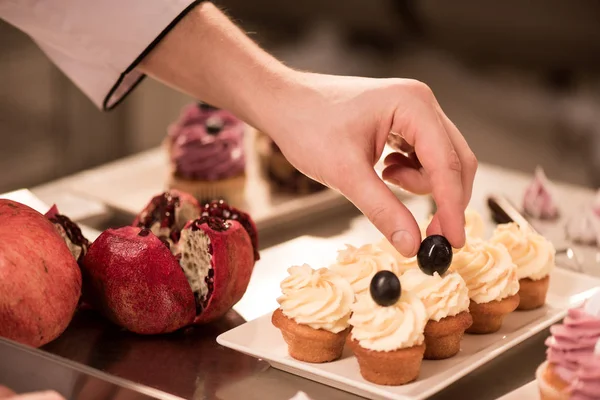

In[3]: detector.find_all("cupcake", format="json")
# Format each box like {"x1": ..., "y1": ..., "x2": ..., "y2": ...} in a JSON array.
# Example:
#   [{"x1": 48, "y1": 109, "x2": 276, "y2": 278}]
[
  {"x1": 166, "y1": 103, "x2": 247, "y2": 207},
  {"x1": 377, "y1": 238, "x2": 419, "y2": 273},
  {"x1": 536, "y1": 292, "x2": 600, "y2": 400},
  {"x1": 255, "y1": 129, "x2": 326, "y2": 194},
  {"x1": 348, "y1": 272, "x2": 428, "y2": 385},
  {"x1": 401, "y1": 268, "x2": 472, "y2": 359},
  {"x1": 420, "y1": 209, "x2": 486, "y2": 243},
  {"x1": 490, "y1": 222, "x2": 555, "y2": 310},
  {"x1": 523, "y1": 166, "x2": 560, "y2": 220},
  {"x1": 450, "y1": 238, "x2": 520, "y2": 334},
  {"x1": 329, "y1": 244, "x2": 400, "y2": 296},
  {"x1": 272, "y1": 264, "x2": 353, "y2": 363}
]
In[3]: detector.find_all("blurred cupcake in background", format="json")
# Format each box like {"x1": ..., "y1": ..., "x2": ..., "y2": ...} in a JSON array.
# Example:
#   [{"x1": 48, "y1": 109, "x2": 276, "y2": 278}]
[
  {"x1": 255, "y1": 129, "x2": 326, "y2": 195},
  {"x1": 166, "y1": 102, "x2": 247, "y2": 208}
]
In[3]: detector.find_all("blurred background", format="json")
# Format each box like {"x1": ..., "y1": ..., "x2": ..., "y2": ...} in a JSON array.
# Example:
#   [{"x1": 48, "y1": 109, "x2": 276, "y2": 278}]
[{"x1": 2, "y1": 0, "x2": 600, "y2": 193}]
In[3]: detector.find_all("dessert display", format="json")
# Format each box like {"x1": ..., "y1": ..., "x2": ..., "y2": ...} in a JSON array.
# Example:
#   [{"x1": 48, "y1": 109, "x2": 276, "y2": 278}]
[
  {"x1": 166, "y1": 102, "x2": 247, "y2": 207},
  {"x1": 536, "y1": 291, "x2": 600, "y2": 399},
  {"x1": 81, "y1": 194, "x2": 257, "y2": 334},
  {"x1": 401, "y1": 268, "x2": 472, "y2": 360},
  {"x1": 522, "y1": 166, "x2": 560, "y2": 220},
  {"x1": 0, "y1": 200, "x2": 83, "y2": 348},
  {"x1": 348, "y1": 270, "x2": 428, "y2": 385},
  {"x1": 255, "y1": 129, "x2": 326, "y2": 194},
  {"x1": 450, "y1": 238, "x2": 520, "y2": 334},
  {"x1": 490, "y1": 222, "x2": 555, "y2": 310},
  {"x1": 272, "y1": 264, "x2": 354, "y2": 363},
  {"x1": 329, "y1": 244, "x2": 399, "y2": 295}
]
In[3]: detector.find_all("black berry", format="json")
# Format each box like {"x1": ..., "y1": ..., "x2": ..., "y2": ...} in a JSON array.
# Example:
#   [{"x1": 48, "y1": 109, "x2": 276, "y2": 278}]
[
  {"x1": 417, "y1": 235, "x2": 453, "y2": 276},
  {"x1": 370, "y1": 271, "x2": 401, "y2": 307},
  {"x1": 205, "y1": 117, "x2": 224, "y2": 135}
]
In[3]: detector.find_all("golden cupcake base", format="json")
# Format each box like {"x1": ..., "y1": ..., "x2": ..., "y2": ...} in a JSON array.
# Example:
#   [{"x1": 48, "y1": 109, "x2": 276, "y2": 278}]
[
  {"x1": 271, "y1": 309, "x2": 349, "y2": 363},
  {"x1": 424, "y1": 311, "x2": 473, "y2": 360},
  {"x1": 517, "y1": 275, "x2": 550, "y2": 311},
  {"x1": 348, "y1": 337, "x2": 425, "y2": 386},
  {"x1": 467, "y1": 294, "x2": 520, "y2": 334}
]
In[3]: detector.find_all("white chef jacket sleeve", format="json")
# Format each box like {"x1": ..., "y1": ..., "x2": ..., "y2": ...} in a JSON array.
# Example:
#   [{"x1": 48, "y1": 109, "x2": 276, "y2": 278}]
[{"x1": 0, "y1": 0, "x2": 202, "y2": 111}]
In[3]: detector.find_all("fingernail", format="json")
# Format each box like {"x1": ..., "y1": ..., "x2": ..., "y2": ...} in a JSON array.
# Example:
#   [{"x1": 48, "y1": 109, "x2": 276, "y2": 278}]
[
  {"x1": 385, "y1": 178, "x2": 400, "y2": 187},
  {"x1": 391, "y1": 230, "x2": 416, "y2": 257}
]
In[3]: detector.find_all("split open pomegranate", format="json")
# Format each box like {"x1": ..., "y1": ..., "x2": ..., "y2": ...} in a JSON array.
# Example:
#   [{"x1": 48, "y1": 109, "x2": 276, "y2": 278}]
[{"x1": 81, "y1": 192, "x2": 257, "y2": 334}]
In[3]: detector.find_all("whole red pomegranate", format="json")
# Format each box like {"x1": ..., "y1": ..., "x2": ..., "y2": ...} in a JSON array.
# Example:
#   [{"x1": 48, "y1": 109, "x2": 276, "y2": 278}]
[
  {"x1": 0, "y1": 200, "x2": 82, "y2": 347},
  {"x1": 82, "y1": 195, "x2": 257, "y2": 334}
]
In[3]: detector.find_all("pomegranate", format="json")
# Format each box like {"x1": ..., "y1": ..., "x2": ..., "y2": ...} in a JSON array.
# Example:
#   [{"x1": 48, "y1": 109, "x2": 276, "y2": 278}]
[
  {"x1": 82, "y1": 204, "x2": 256, "y2": 334},
  {"x1": 45, "y1": 204, "x2": 90, "y2": 263},
  {"x1": 200, "y1": 199, "x2": 260, "y2": 262},
  {"x1": 132, "y1": 189, "x2": 201, "y2": 244},
  {"x1": 0, "y1": 200, "x2": 81, "y2": 347}
]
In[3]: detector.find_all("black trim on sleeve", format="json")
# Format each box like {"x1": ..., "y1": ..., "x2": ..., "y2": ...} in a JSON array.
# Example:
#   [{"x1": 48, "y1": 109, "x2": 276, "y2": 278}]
[{"x1": 102, "y1": 0, "x2": 205, "y2": 111}]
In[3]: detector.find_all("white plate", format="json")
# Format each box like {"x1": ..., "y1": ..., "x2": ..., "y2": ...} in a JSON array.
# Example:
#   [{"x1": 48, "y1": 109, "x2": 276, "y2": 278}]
[
  {"x1": 496, "y1": 381, "x2": 537, "y2": 400},
  {"x1": 218, "y1": 268, "x2": 600, "y2": 400}
]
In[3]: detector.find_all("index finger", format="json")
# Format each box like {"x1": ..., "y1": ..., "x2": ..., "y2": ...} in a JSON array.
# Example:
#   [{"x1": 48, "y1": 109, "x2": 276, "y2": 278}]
[{"x1": 391, "y1": 102, "x2": 465, "y2": 247}]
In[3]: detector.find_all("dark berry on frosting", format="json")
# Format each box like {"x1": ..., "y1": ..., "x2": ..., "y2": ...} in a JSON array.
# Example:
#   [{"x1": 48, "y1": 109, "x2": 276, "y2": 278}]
[
  {"x1": 370, "y1": 270, "x2": 401, "y2": 307},
  {"x1": 417, "y1": 235, "x2": 453, "y2": 276},
  {"x1": 205, "y1": 117, "x2": 224, "y2": 135}
]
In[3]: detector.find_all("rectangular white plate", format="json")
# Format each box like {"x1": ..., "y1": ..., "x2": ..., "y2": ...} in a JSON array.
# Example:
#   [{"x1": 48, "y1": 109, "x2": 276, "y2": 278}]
[{"x1": 218, "y1": 268, "x2": 600, "y2": 400}]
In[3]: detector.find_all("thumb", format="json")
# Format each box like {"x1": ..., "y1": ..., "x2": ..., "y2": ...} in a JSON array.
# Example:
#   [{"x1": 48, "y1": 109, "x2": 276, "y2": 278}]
[{"x1": 338, "y1": 164, "x2": 421, "y2": 257}]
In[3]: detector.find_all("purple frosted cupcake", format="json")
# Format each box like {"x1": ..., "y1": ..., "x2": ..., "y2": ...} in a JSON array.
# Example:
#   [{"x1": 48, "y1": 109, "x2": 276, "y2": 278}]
[{"x1": 166, "y1": 102, "x2": 246, "y2": 207}]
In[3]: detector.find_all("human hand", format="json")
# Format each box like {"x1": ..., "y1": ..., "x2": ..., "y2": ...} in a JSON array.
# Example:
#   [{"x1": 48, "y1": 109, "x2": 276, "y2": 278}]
[
  {"x1": 0, "y1": 386, "x2": 65, "y2": 400},
  {"x1": 261, "y1": 72, "x2": 477, "y2": 256}
]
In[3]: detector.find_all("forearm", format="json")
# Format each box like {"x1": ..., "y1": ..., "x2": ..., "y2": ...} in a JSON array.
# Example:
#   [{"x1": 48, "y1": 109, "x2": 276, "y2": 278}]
[{"x1": 137, "y1": 2, "x2": 293, "y2": 131}]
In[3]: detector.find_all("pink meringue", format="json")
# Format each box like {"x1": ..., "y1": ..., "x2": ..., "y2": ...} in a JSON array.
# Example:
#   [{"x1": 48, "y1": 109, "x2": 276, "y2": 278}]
[
  {"x1": 566, "y1": 208, "x2": 600, "y2": 246},
  {"x1": 523, "y1": 166, "x2": 560, "y2": 220}
]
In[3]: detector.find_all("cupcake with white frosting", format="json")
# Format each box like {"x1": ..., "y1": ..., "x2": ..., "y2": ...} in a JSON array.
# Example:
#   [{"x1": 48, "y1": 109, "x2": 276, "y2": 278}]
[
  {"x1": 490, "y1": 222, "x2": 555, "y2": 310},
  {"x1": 450, "y1": 238, "x2": 520, "y2": 334},
  {"x1": 329, "y1": 244, "x2": 400, "y2": 296},
  {"x1": 375, "y1": 239, "x2": 419, "y2": 275},
  {"x1": 401, "y1": 269, "x2": 472, "y2": 359},
  {"x1": 272, "y1": 264, "x2": 354, "y2": 363},
  {"x1": 348, "y1": 276, "x2": 428, "y2": 385}
]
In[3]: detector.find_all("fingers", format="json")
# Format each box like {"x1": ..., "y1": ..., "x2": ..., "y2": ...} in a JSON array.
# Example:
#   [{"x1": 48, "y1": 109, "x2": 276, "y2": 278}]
[
  {"x1": 0, "y1": 386, "x2": 15, "y2": 399},
  {"x1": 437, "y1": 109, "x2": 478, "y2": 206},
  {"x1": 339, "y1": 162, "x2": 421, "y2": 257},
  {"x1": 391, "y1": 94, "x2": 466, "y2": 248},
  {"x1": 382, "y1": 152, "x2": 431, "y2": 195}
]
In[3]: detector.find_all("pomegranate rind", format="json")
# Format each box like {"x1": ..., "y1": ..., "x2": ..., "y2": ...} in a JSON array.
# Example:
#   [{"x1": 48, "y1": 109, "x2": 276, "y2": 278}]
[
  {"x1": 82, "y1": 226, "x2": 196, "y2": 334},
  {"x1": 188, "y1": 220, "x2": 255, "y2": 324},
  {"x1": 0, "y1": 200, "x2": 81, "y2": 347}
]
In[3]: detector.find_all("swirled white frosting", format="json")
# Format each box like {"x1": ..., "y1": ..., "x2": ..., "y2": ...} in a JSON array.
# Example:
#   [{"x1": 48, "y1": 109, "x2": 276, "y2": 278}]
[
  {"x1": 490, "y1": 223, "x2": 555, "y2": 281},
  {"x1": 329, "y1": 244, "x2": 399, "y2": 295},
  {"x1": 450, "y1": 238, "x2": 520, "y2": 304},
  {"x1": 400, "y1": 268, "x2": 470, "y2": 321},
  {"x1": 348, "y1": 291, "x2": 427, "y2": 351},
  {"x1": 277, "y1": 264, "x2": 353, "y2": 333}
]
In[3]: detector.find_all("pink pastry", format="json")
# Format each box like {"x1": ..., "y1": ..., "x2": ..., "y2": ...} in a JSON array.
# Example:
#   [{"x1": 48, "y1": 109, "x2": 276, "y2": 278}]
[
  {"x1": 523, "y1": 166, "x2": 560, "y2": 220},
  {"x1": 537, "y1": 292, "x2": 600, "y2": 399}
]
